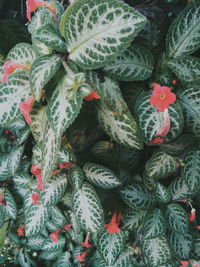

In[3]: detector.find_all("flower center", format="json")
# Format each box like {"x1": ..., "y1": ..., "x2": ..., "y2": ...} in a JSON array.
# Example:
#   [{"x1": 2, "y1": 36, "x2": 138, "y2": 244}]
[{"x1": 159, "y1": 92, "x2": 166, "y2": 100}]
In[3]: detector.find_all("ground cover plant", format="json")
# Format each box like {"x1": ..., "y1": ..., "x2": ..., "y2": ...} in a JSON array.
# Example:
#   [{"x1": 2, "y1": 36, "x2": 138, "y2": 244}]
[{"x1": 0, "y1": 0, "x2": 200, "y2": 266}]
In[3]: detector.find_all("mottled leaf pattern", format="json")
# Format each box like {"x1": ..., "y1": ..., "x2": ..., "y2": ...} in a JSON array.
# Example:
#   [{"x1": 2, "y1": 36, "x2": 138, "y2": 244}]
[
  {"x1": 155, "y1": 183, "x2": 171, "y2": 203},
  {"x1": 68, "y1": 167, "x2": 84, "y2": 190},
  {"x1": 27, "y1": 235, "x2": 46, "y2": 250},
  {"x1": 169, "y1": 176, "x2": 193, "y2": 200},
  {"x1": 43, "y1": 237, "x2": 65, "y2": 251},
  {"x1": 6, "y1": 43, "x2": 37, "y2": 64},
  {"x1": 2, "y1": 188, "x2": 17, "y2": 220},
  {"x1": 8, "y1": 146, "x2": 24, "y2": 176},
  {"x1": 122, "y1": 208, "x2": 146, "y2": 231}
]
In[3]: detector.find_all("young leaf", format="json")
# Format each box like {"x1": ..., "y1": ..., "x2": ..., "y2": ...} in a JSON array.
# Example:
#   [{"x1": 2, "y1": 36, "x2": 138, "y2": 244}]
[
  {"x1": 72, "y1": 182, "x2": 104, "y2": 232},
  {"x1": 98, "y1": 231, "x2": 126, "y2": 266},
  {"x1": 41, "y1": 175, "x2": 68, "y2": 206},
  {"x1": 142, "y1": 208, "x2": 167, "y2": 239},
  {"x1": 2, "y1": 188, "x2": 17, "y2": 220},
  {"x1": 0, "y1": 72, "x2": 31, "y2": 126},
  {"x1": 166, "y1": 3, "x2": 200, "y2": 58},
  {"x1": 141, "y1": 236, "x2": 171, "y2": 267},
  {"x1": 8, "y1": 146, "x2": 24, "y2": 176},
  {"x1": 165, "y1": 203, "x2": 189, "y2": 234},
  {"x1": 103, "y1": 44, "x2": 154, "y2": 81},
  {"x1": 167, "y1": 56, "x2": 200, "y2": 84},
  {"x1": 60, "y1": 0, "x2": 146, "y2": 69},
  {"x1": 34, "y1": 24, "x2": 67, "y2": 52},
  {"x1": 83, "y1": 163, "x2": 121, "y2": 189},
  {"x1": 145, "y1": 149, "x2": 178, "y2": 180},
  {"x1": 29, "y1": 55, "x2": 61, "y2": 101},
  {"x1": 120, "y1": 183, "x2": 155, "y2": 211}
]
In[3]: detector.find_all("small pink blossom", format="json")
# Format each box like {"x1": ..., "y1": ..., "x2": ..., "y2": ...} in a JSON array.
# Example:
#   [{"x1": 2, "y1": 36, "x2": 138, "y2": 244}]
[
  {"x1": 76, "y1": 251, "x2": 88, "y2": 263},
  {"x1": 189, "y1": 208, "x2": 196, "y2": 222},
  {"x1": 81, "y1": 232, "x2": 92, "y2": 248},
  {"x1": 2, "y1": 61, "x2": 25, "y2": 83},
  {"x1": 31, "y1": 193, "x2": 40, "y2": 205},
  {"x1": 84, "y1": 90, "x2": 100, "y2": 101},
  {"x1": 104, "y1": 210, "x2": 122, "y2": 234},
  {"x1": 19, "y1": 96, "x2": 35, "y2": 124},
  {"x1": 31, "y1": 164, "x2": 44, "y2": 191},
  {"x1": 50, "y1": 228, "x2": 62, "y2": 243},
  {"x1": 17, "y1": 226, "x2": 25, "y2": 237}
]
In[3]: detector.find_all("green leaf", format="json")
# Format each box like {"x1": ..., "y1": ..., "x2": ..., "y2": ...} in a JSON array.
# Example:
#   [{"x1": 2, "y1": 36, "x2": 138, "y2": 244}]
[
  {"x1": 167, "y1": 56, "x2": 200, "y2": 84},
  {"x1": 122, "y1": 208, "x2": 146, "y2": 231},
  {"x1": 54, "y1": 252, "x2": 72, "y2": 267},
  {"x1": 6, "y1": 43, "x2": 37, "y2": 65},
  {"x1": 50, "y1": 206, "x2": 66, "y2": 228},
  {"x1": 8, "y1": 146, "x2": 24, "y2": 176},
  {"x1": 142, "y1": 208, "x2": 167, "y2": 239},
  {"x1": 34, "y1": 24, "x2": 67, "y2": 52},
  {"x1": 72, "y1": 182, "x2": 104, "y2": 232},
  {"x1": 17, "y1": 250, "x2": 33, "y2": 267},
  {"x1": 58, "y1": 148, "x2": 77, "y2": 164},
  {"x1": 83, "y1": 163, "x2": 121, "y2": 189},
  {"x1": 182, "y1": 149, "x2": 200, "y2": 191},
  {"x1": 13, "y1": 172, "x2": 32, "y2": 189},
  {"x1": 177, "y1": 85, "x2": 200, "y2": 138},
  {"x1": 39, "y1": 249, "x2": 62, "y2": 261},
  {"x1": 60, "y1": 0, "x2": 146, "y2": 69},
  {"x1": 166, "y1": 3, "x2": 200, "y2": 58},
  {"x1": 98, "y1": 104, "x2": 143, "y2": 150},
  {"x1": 168, "y1": 230, "x2": 193, "y2": 259},
  {"x1": 135, "y1": 90, "x2": 184, "y2": 144},
  {"x1": 43, "y1": 237, "x2": 65, "y2": 252},
  {"x1": 113, "y1": 250, "x2": 135, "y2": 267},
  {"x1": 47, "y1": 74, "x2": 83, "y2": 137},
  {"x1": 0, "y1": 154, "x2": 10, "y2": 181},
  {"x1": 27, "y1": 235, "x2": 46, "y2": 250},
  {"x1": 120, "y1": 183, "x2": 155, "y2": 211},
  {"x1": 0, "y1": 137, "x2": 14, "y2": 154},
  {"x1": 68, "y1": 167, "x2": 84, "y2": 190},
  {"x1": 2, "y1": 188, "x2": 17, "y2": 220},
  {"x1": 165, "y1": 203, "x2": 188, "y2": 234},
  {"x1": 98, "y1": 231, "x2": 126, "y2": 265},
  {"x1": 169, "y1": 176, "x2": 193, "y2": 200},
  {"x1": 141, "y1": 236, "x2": 171, "y2": 267},
  {"x1": 32, "y1": 37, "x2": 52, "y2": 56},
  {"x1": 41, "y1": 175, "x2": 68, "y2": 206},
  {"x1": 103, "y1": 44, "x2": 154, "y2": 81},
  {"x1": 145, "y1": 149, "x2": 178, "y2": 180},
  {"x1": 0, "y1": 206, "x2": 5, "y2": 228},
  {"x1": 155, "y1": 183, "x2": 171, "y2": 203},
  {"x1": 192, "y1": 234, "x2": 200, "y2": 260},
  {"x1": 30, "y1": 55, "x2": 61, "y2": 101},
  {"x1": 0, "y1": 72, "x2": 31, "y2": 126}
]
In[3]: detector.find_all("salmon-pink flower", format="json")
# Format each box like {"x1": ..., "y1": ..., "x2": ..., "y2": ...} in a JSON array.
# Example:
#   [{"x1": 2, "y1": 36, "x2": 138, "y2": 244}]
[
  {"x1": 31, "y1": 164, "x2": 44, "y2": 191},
  {"x1": 50, "y1": 228, "x2": 62, "y2": 243},
  {"x1": 26, "y1": 0, "x2": 57, "y2": 22},
  {"x1": 150, "y1": 136, "x2": 165, "y2": 144},
  {"x1": 172, "y1": 79, "x2": 177, "y2": 85},
  {"x1": 19, "y1": 96, "x2": 35, "y2": 125},
  {"x1": 81, "y1": 232, "x2": 92, "y2": 248},
  {"x1": 64, "y1": 224, "x2": 72, "y2": 231},
  {"x1": 189, "y1": 208, "x2": 196, "y2": 222},
  {"x1": 59, "y1": 162, "x2": 76, "y2": 169},
  {"x1": 195, "y1": 225, "x2": 200, "y2": 230},
  {"x1": 31, "y1": 193, "x2": 40, "y2": 205},
  {"x1": 76, "y1": 251, "x2": 88, "y2": 263},
  {"x1": 84, "y1": 90, "x2": 100, "y2": 101},
  {"x1": 2, "y1": 61, "x2": 26, "y2": 83},
  {"x1": 179, "y1": 261, "x2": 190, "y2": 267},
  {"x1": 156, "y1": 109, "x2": 171, "y2": 137},
  {"x1": 17, "y1": 226, "x2": 25, "y2": 237},
  {"x1": 104, "y1": 210, "x2": 122, "y2": 234},
  {"x1": 150, "y1": 83, "x2": 176, "y2": 112}
]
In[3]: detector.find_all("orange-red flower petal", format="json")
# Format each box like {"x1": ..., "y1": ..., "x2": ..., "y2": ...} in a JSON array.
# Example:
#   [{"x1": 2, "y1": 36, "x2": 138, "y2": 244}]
[
  {"x1": 104, "y1": 211, "x2": 121, "y2": 234},
  {"x1": 17, "y1": 226, "x2": 25, "y2": 237},
  {"x1": 31, "y1": 164, "x2": 44, "y2": 191},
  {"x1": 31, "y1": 193, "x2": 40, "y2": 205},
  {"x1": 2, "y1": 61, "x2": 25, "y2": 83},
  {"x1": 81, "y1": 232, "x2": 92, "y2": 248},
  {"x1": 84, "y1": 90, "x2": 100, "y2": 101},
  {"x1": 150, "y1": 137, "x2": 165, "y2": 144},
  {"x1": 19, "y1": 96, "x2": 35, "y2": 125},
  {"x1": 76, "y1": 251, "x2": 88, "y2": 263},
  {"x1": 26, "y1": 0, "x2": 50, "y2": 21}
]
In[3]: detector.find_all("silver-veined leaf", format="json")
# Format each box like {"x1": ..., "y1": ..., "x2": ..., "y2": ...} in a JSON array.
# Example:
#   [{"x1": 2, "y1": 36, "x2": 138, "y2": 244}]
[
  {"x1": 39, "y1": 249, "x2": 62, "y2": 261},
  {"x1": 54, "y1": 252, "x2": 72, "y2": 267},
  {"x1": 68, "y1": 167, "x2": 84, "y2": 190},
  {"x1": 155, "y1": 183, "x2": 171, "y2": 203},
  {"x1": 27, "y1": 235, "x2": 46, "y2": 250},
  {"x1": 13, "y1": 172, "x2": 32, "y2": 189},
  {"x1": 50, "y1": 206, "x2": 66, "y2": 228},
  {"x1": 72, "y1": 182, "x2": 104, "y2": 232},
  {"x1": 83, "y1": 163, "x2": 121, "y2": 189},
  {"x1": 2, "y1": 188, "x2": 17, "y2": 220},
  {"x1": 113, "y1": 250, "x2": 135, "y2": 267},
  {"x1": 8, "y1": 146, "x2": 24, "y2": 176},
  {"x1": 122, "y1": 208, "x2": 146, "y2": 231},
  {"x1": 43, "y1": 237, "x2": 65, "y2": 251},
  {"x1": 30, "y1": 55, "x2": 61, "y2": 101},
  {"x1": 60, "y1": 0, "x2": 146, "y2": 69},
  {"x1": 103, "y1": 44, "x2": 154, "y2": 81},
  {"x1": 169, "y1": 176, "x2": 193, "y2": 200},
  {"x1": 0, "y1": 154, "x2": 10, "y2": 181},
  {"x1": 58, "y1": 148, "x2": 77, "y2": 164}
]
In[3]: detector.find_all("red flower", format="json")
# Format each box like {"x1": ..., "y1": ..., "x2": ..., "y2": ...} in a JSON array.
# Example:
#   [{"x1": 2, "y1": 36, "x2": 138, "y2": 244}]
[
  {"x1": 150, "y1": 83, "x2": 176, "y2": 112},
  {"x1": 76, "y1": 251, "x2": 88, "y2": 263},
  {"x1": 2, "y1": 61, "x2": 26, "y2": 83},
  {"x1": 19, "y1": 96, "x2": 35, "y2": 124},
  {"x1": 104, "y1": 210, "x2": 122, "y2": 234},
  {"x1": 189, "y1": 208, "x2": 196, "y2": 222},
  {"x1": 31, "y1": 164, "x2": 44, "y2": 191},
  {"x1": 59, "y1": 162, "x2": 76, "y2": 169},
  {"x1": 26, "y1": 0, "x2": 57, "y2": 22},
  {"x1": 64, "y1": 224, "x2": 72, "y2": 231},
  {"x1": 84, "y1": 90, "x2": 100, "y2": 101},
  {"x1": 50, "y1": 228, "x2": 62, "y2": 243},
  {"x1": 81, "y1": 232, "x2": 92, "y2": 248},
  {"x1": 179, "y1": 261, "x2": 190, "y2": 267},
  {"x1": 156, "y1": 109, "x2": 171, "y2": 137},
  {"x1": 150, "y1": 137, "x2": 164, "y2": 144},
  {"x1": 17, "y1": 226, "x2": 25, "y2": 237},
  {"x1": 31, "y1": 193, "x2": 40, "y2": 205}
]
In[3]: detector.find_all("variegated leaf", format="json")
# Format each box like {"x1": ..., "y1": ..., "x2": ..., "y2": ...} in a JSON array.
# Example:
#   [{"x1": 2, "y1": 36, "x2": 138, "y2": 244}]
[
  {"x1": 13, "y1": 172, "x2": 32, "y2": 189},
  {"x1": 17, "y1": 250, "x2": 33, "y2": 267},
  {"x1": 34, "y1": 24, "x2": 67, "y2": 52},
  {"x1": 68, "y1": 167, "x2": 84, "y2": 190},
  {"x1": 58, "y1": 148, "x2": 77, "y2": 164},
  {"x1": 72, "y1": 182, "x2": 104, "y2": 232},
  {"x1": 167, "y1": 56, "x2": 200, "y2": 84},
  {"x1": 39, "y1": 249, "x2": 62, "y2": 261},
  {"x1": 8, "y1": 146, "x2": 24, "y2": 176},
  {"x1": 98, "y1": 231, "x2": 126, "y2": 266},
  {"x1": 98, "y1": 104, "x2": 143, "y2": 150},
  {"x1": 32, "y1": 37, "x2": 52, "y2": 56},
  {"x1": 122, "y1": 208, "x2": 146, "y2": 231},
  {"x1": 142, "y1": 208, "x2": 167, "y2": 239},
  {"x1": 166, "y1": 3, "x2": 200, "y2": 58},
  {"x1": 27, "y1": 235, "x2": 46, "y2": 250},
  {"x1": 0, "y1": 72, "x2": 31, "y2": 126},
  {"x1": 177, "y1": 85, "x2": 200, "y2": 138},
  {"x1": 0, "y1": 206, "x2": 5, "y2": 228},
  {"x1": 47, "y1": 74, "x2": 83, "y2": 137},
  {"x1": 145, "y1": 149, "x2": 178, "y2": 180},
  {"x1": 60, "y1": 0, "x2": 146, "y2": 69},
  {"x1": 6, "y1": 43, "x2": 37, "y2": 65},
  {"x1": 83, "y1": 163, "x2": 121, "y2": 189},
  {"x1": 50, "y1": 206, "x2": 66, "y2": 228},
  {"x1": 0, "y1": 154, "x2": 10, "y2": 181},
  {"x1": 113, "y1": 250, "x2": 135, "y2": 267},
  {"x1": 43, "y1": 237, "x2": 65, "y2": 251},
  {"x1": 135, "y1": 90, "x2": 183, "y2": 144},
  {"x1": 41, "y1": 175, "x2": 68, "y2": 206},
  {"x1": 182, "y1": 149, "x2": 200, "y2": 191},
  {"x1": 120, "y1": 183, "x2": 155, "y2": 211},
  {"x1": 155, "y1": 183, "x2": 171, "y2": 203},
  {"x1": 169, "y1": 176, "x2": 193, "y2": 200},
  {"x1": 165, "y1": 203, "x2": 188, "y2": 234},
  {"x1": 141, "y1": 236, "x2": 171, "y2": 267},
  {"x1": 103, "y1": 44, "x2": 154, "y2": 81},
  {"x1": 2, "y1": 188, "x2": 17, "y2": 220},
  {"x1": 25, "y1": 203, "x2": 49, "y2": 236},
  {"x1": 30, "y1": 55, "x2": 61, "y2": 101},
  {"x1": 55, "y1": 252, "x2": 72, "y2": 267},
  {"x1": 0, "y1": 137, "x2": 14, "y2": 154}
]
